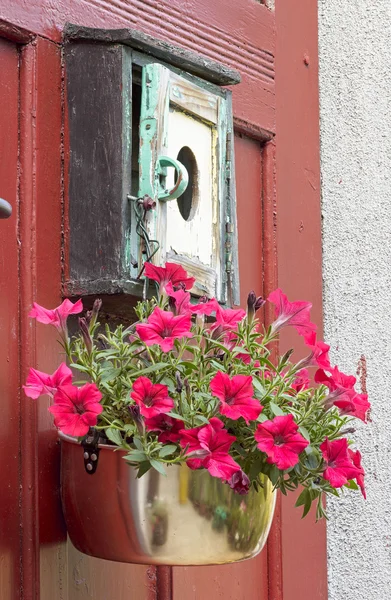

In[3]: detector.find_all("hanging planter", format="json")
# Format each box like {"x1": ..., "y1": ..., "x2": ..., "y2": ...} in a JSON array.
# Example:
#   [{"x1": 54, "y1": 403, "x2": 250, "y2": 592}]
[
  {"x1": 25, "y1": 261, "x2": 369, "y2": 566},
  {"x1": 60, "y1": 432, "x2": 275, "y2": 565}
]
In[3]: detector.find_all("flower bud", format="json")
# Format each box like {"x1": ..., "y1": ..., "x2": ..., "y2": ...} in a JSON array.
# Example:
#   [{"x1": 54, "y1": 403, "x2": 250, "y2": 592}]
[
  {"x1": 78, "y1": 317, "x2": 93, "y2": 355},
  {"x1": 175, "y1": 371, "x2": 183, "y2": 393},
  {"x1": 247, "y1": 291, "x2": 266, "y2": 321},
  {"x1": 129, "y1": 405, "x2": 144, "y2": 436},
  {"x1": 86, "y1": 298, "x2": 102, "y2": 328},
  {"x1": 227, "y1": 470, "x2": 250, "y2": 495}
]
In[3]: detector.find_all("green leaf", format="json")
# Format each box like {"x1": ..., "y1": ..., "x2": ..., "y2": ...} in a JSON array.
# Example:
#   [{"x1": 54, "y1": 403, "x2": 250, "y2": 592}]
[
  {"x1": 100, "y1": 368, "x2": 121, "y2": 382},
  {"x1": 257, "y1": 413, "x2": 269, "y2": 423},
  {"x1": 269, "y1": 402, "x2": 285, "y2": 416},
  {"x1": 133, "y1": 437, "x2": 144, "y2": 451},
  {"x1": 158, "y1": 445, "x2": 177, "y2": 457},
  {"x1": 136, "y1": 363, "x2": 170, "y2": 377},
  {"x1": 136, "y1": 461, "x2": 152, "y2": 478},
  {"x1": 167, "y1": 412, "x2": 185, "y2": 421},
  {"x1": 194, "y1": 415, "x2": 210, "y2": 425},
  {"x1": 105, "y1": 428, "x2": 123, "y2": 446},
  {"x1": 69, "y1": 363, "x2": 91, "y2": 374},
  {"x1": 252, "y1": 378, "x2": 266, "y2": 395},
  {"x1": 344, "y1": 479, "x2": 359, "y2": 490},
  {"x1": 150, "y1": 459, "x2": 167, "y2": 476},
  {"x1": 124, "y1": 450, "x2": 147, "y2": 462},
  {"x1": 299, "y1": 426, "x2": 310, "y2": 441}
]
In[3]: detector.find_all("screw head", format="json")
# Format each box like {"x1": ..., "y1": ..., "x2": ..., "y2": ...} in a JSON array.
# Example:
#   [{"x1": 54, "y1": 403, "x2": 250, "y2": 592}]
[
  {"x1": 84, "y1": 452, "x2": 89, "y2": 460},
  {"x1": 86, "y1": 463, "x2": 93, "y2": 472},
  {"x1": 91, "y1": 453, "x2": 98, "y2": 461}
]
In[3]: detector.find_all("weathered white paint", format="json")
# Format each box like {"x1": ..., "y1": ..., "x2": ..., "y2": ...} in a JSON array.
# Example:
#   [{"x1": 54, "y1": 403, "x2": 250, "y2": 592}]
[
  {"x1": 318, "y1": 1, "x2": 391, "y2": 598},
  {"x1": 166, "y1": 109, "x2": 215, "y2": 268}
]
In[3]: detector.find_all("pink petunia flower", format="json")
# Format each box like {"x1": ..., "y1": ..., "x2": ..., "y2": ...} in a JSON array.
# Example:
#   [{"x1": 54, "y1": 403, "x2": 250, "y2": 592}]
[
  {"x1": 166, "y1": 282, "x2": 192, "y2": 316},
  {"x1": 268, "y1": 288, "x2": 317, "y2": 338},
  {"x1": 179, "y1": 417, "x2": 241, "y2": 481},
  {"x1": 320, "y1": 438, "x2": 362, "y2": 488},
  {"x1": 348, "y1": 448, "x2": 366, "y2": 499},
  {"x1": 190, "y1": 297, "x2": 220, "y2": 316},
  {"x1": 255, "y1": 414, "x2": 309, "y2": 470},
  {"x1": 23, "y1": 362, "x2": 73, "y2": 399},
  {"x1": 227, "y1": 470, "x2": 251, "y2": 495},
  {"x1": 29, "y1": 299, "x2": 83, "y2": 331},
  {"x1": 49, "y1": 383, "x2": 103, "y2": 437},
  {"x1": 302, "y1": 331, "x2": 331, "y2": 370},
  {"x1": 130, "y1": 376, "x2": 174, "y2": 418},
  {"x1": 144, "y1": 262, "x2": 195, "y2": 292},
  {"x1": 210, "y1": 371, "x2": 262, "y2": 423},
  {"x1": 144, "y1": 414, "x2": 184, "y2": 443},
  {"x1": 315, "y1": 367, "x2": 371, "y2": 422},
  {"x1": 291, "y1": 368, "x2": 310, "y2": 393},
  {"x1": 136, "y1": 307, "x2": 192, "y2": 352}
]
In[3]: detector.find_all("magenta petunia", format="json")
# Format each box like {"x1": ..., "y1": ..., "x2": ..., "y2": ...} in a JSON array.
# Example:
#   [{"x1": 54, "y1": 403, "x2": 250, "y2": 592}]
[
  {"x1": 291, "y1": 368, "x2": 310, "y2": 393},
  {"x1": 320, "y1": 438, "x2": 363, "y2": 488},
  {"x1": 130, "y1": 376, "x2": 174, "y2": 418},
  {"x1": 303, "y1": 331, "x2": 331, "y2": 370},
  {"x1": 179, "y1": 417, "x2": 240, "y2": 482},
  {"x1": 49, "y1": 383, "x2": 103, "y2": 437},
  {"x1": 348, "y1": 448, "x2": 366, "y2": 499},
  {"x1": 136, "y1": 307, "x2": 192, "y2": 352},
  {"x1": 144, "y1": 261, "x2": 195, "y2": 292},
  {"x1": 268, "y1": 288, "x2": 317, "y2": 338},
  {"x1": 166, "y1": 281, "x2": 192, "y2": 316},
  {"x1": 144, "y1": 414, "x2": 184, "y2": 443},
  {"x1": 315, "y1": 366, "x2": 371, "y2": 422},
  {"x1": 210, "y1": 371, "x2": 262, "y2": 423},
  {"x1": 29, "y1": 299, "x2": 83, "y2": 331},
  {"x1": 255, "y1": 414, "x2": 309, "y2": 470},
  {"x1": 23, "y1": 362, "x2": 73, "y2": 399}
]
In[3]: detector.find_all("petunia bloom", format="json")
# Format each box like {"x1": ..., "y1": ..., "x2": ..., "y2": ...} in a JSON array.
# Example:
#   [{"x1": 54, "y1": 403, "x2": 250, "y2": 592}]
[
  {"x1": 348, "y1": 448, "x2": 366, "y2": 499},
  {"x1": 145, "y1": 414, "x2": 184, "y2": 443},
  {"x1": 136, "y1": 307, "x2": 192, "y2": 352},
  {"x1": 301, "y1": 331, "x2": 331, "y2": 370},
  {"x1": 227, "y1": 470, "x2": 251, "y2": 495},
  {"x1": 179, "y1": 417, "x2": 240, "y2": 481},
  {"x1": 255, "y1": 414, "x2": 309, "y2": 470},
  {"x1": 315, "y1": 367, "x2": 370, "y2": 422},
  {"x1": 144, "y1": 261, "x2": 195, "y2": 292},
  {"x1": 166, "y1": 282, "x2": 191, "y2": 316},
  {"x1": 291, "y1": 368, "x2": 310, "y2": 393},
  {"x1": 320, "y1": 438, "x2": 362, "y2": 488},
  {"x1": 29, "y1": 299, "x2": 83, "y2": 332},
  {"x1": 210, "y1": 371, "x2": 262, "y2": 423},
  {"x1": 268, "y1": 288, "x2": 317, "y2": 338},
  {"x1": 130, "y1": 376, "x2": 174, "y2": 418},
  {"x1": 49, "y1": 383, "x2": 103, "y2": 437},
  {"x1": 23, "y1": 362, "x2": 73, "y2": 399}
]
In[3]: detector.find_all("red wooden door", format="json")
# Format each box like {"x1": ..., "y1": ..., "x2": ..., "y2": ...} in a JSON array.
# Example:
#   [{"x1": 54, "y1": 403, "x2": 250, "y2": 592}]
[
  {"x1": 0, "y1": 36, "x2": 20, "y2": 600},
  {"x1": 0, "y1": 1, "x2": 327, "y2": 598}
]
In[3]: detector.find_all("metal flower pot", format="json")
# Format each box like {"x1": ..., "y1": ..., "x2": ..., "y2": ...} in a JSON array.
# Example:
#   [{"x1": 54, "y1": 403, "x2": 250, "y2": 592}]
[{"x1": 60, "y1": 432, "x2": 276, "y2": 566}]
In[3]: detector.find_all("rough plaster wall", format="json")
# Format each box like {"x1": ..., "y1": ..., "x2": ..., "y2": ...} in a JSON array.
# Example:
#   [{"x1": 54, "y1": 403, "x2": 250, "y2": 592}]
[{"x1": 318, "y1": 2, "x2": 391, "y2": 599}]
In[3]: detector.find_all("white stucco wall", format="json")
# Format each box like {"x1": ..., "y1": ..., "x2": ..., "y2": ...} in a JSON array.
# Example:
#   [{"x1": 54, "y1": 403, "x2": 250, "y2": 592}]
[{"x1": 318, "y1": 2, "x2": 391, "y2": 599}]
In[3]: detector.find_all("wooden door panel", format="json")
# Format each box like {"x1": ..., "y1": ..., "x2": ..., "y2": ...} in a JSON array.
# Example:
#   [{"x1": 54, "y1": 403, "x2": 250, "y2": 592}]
[
  {"x1": 0, "y1": 37, "x2": 21, "y2": 600},
  {"x1": 173, "y1": 135, "x2": 268, "y2": 600}
]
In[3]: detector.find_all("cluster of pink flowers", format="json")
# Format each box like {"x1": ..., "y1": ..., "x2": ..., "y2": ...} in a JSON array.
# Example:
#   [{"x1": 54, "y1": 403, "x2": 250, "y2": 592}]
[{"x1": 25, "y1": 261, "x2": 369, "y2": 501}]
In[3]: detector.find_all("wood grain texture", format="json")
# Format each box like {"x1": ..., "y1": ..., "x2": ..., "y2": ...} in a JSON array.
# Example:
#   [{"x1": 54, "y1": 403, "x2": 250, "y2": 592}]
[
  {"x1": 275, "y1": 0, "x2": 328, "y2": 598},
  {"x1": 1, "y1": 0, "x2": 275, "y2": 133},
  {"x1": 65, "y1": 42, "x2": 132, "y2": 289},
  {"x1": 0, "y1": 36, "x2": 21, "y2": 600}
]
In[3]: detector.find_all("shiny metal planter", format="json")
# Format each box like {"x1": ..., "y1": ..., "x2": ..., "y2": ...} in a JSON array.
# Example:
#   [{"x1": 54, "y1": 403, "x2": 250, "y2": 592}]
[{"x1": 60, "y1": 432, "x2": 276, "y2": 566}]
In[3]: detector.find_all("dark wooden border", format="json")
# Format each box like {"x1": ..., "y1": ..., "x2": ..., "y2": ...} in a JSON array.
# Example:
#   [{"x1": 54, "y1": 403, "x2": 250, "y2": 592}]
[{"x1": 63, "y1": 23, "x2": 241, "y2": 86}]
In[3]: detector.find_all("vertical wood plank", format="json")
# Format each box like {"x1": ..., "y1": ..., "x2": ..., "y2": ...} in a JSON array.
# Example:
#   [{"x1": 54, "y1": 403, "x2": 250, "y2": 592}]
[
  {"x1": 65, "y1": 42, "x2": 132, "y2": 291},
  {"x1": 275, "y1": 1, "x2": 328, "y2": 599},
  {"x1": 0, "y1": 36, "x2": 21, "y2": 600}
]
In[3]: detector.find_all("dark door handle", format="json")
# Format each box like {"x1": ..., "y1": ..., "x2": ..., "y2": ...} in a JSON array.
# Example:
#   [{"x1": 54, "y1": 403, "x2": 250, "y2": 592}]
[{"x1": 0, "y1": 198, "x2": 12, "y2": 219}]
